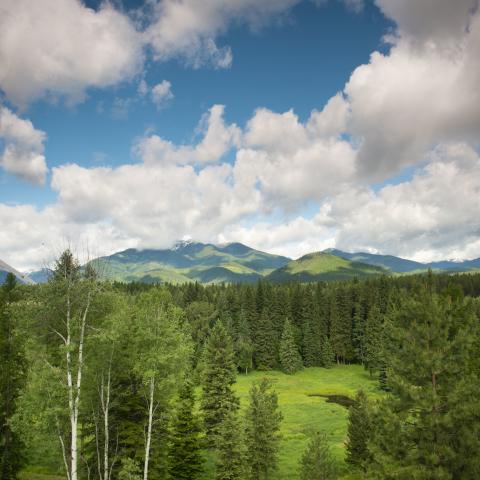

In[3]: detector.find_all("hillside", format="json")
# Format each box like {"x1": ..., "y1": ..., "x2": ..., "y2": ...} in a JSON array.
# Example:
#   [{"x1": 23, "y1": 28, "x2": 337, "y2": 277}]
[
  {"x1": 0, "y1": 259, "x2": 35, "y2": 285},
  {"x1": 92, "y1": 240, "x2": 291, "y2": 284},
  {"x1": 266, "y1": 252, "x2": 388, "y2": 283},
  {"x1": 326, "y1": 248, "x2": 480, "y2": 274}
]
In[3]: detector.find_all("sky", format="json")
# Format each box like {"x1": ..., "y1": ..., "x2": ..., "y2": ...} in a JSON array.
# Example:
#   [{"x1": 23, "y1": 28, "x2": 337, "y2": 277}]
[{"x1": 1, "y1": 0, "x2": 480, "y2": 271}]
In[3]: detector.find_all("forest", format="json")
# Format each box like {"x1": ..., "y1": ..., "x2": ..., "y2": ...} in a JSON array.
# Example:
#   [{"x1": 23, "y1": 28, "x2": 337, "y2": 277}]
[{"x1": 1, "y1": 250, "x2": 480, "y2": 480}]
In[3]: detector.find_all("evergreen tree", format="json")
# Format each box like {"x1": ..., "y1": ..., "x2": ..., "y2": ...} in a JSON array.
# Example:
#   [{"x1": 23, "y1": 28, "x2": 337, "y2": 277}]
[
  {"x1": 201, "y1": 321, "x2": 239, "y2": 444},
  {"x1": 299, "y1": 432, "x2": 337, "y2": 480},
  {"x1": 319, "y1": 336, "x2": 334, "y2": 368},
  {"x1": 167, "y1": 377, "x2": 204, "y2": 480},
  {"x1": 363, "y1": 305, "x2": 383, "y2": 376},
  {"x1": 368, "y1": 293, "x2": 480, "y2": 479},
  {"x1": 279, "y1": 319, "x2": 303, "y2": 374},
  {"x1": 235, "y1": 311, "x2": 253, "y2": 374},
  {"x1": 245, "y1": 378, "x2": 283, "y2": 480},
  {"x1": 254, "y1": 310, "x2": 276, "y2": 370},
  {"x1": 0, "y1": 273, "x2": 26, "y2": 480},
  {"x1": 215, "y1": 406, "x2": 245, "y2": 480},
  {"x1": 345, "y1": 390, "x2": 372, "y2": 470}
]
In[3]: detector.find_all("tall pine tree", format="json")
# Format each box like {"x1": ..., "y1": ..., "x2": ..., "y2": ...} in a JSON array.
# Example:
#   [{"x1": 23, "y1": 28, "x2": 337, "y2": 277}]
[
  {"x1": 201, "y1": 321, "x2": 239, "y2": 445},
  {"x1": 167, "y1": 377, "x2": 204, "y2": 480},
  {"x1": 279, "y1": 318, "x2": 303, "y2": 374},
  {"x1": 245, "y1": 378, "x2": 283, "y2": 480}
]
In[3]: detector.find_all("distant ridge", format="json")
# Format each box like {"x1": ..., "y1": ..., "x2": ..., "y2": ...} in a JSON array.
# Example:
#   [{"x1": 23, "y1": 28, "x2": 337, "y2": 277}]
[
  {"x1": 0, "y1": 259, "x2": 35, "y2": 285},
  {"x1": 266, "y1": 252, "x2": 387, "y2": 283},
  {"x1": 325, "y1": 249, "x2": 480, "y2": 274},
  {"x1": 25, "y1": 242, "x2": 480, "y2": 285}
]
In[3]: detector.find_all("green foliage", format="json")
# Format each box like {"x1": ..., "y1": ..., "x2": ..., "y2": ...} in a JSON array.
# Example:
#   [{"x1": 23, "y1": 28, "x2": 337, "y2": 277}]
[
  {"x1": 245, "y1": 378, "x2": 283, "y2": 480},
  {"x1": 118, "y1": 458, "x2": 142, "y2": 480},
  {"x1": 201, "y1": 321, "x2": 239, "y2": 444},
  {"x1": 0, "y1": 273, "x2": 26, "y2": 479},
  {"x1": 214, "y1": 406, "x2": 245, "y2": 480},
  {"x1": 345, "y1": 390, "x2": 371, "y2": 469},
  {"x1": 279, "y1": 319, "x2": 303, "y2": 374},
  {"x1": 319, "y1": 337, "x2": 335, "y2": 368},
  {"x1": 167, "y1": 377, "x2": 204, "y2": 480},
  {"x1": 254, "y1": 310, "x2": 276, "y2": 370},
  {"x1": 299, "y1": 432, "x2": 337, "y2": 480},
  {"x1": 368, "y1": 293, "x2": 480, "y2": 479},
  {"x1": 363, "y1": 305, "x2": 383, "y2": 376}
]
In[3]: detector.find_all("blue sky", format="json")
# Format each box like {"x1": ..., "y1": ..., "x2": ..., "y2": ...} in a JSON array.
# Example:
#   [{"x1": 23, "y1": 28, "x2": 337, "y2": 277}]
[{"x1": 1, "y1": 0, "x2": 479, "y2": 269}]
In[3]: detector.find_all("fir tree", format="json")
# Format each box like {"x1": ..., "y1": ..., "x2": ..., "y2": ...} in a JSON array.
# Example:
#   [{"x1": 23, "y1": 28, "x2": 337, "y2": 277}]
[
  {"x1": 363, "y1": 305, "x2": 383, "y2": 376},
  {"x1": 254, "y1": 309, "x2": 276, "y2": 370},
  {"x1": 368, "y1": 293, "x2": 480, "y2": 479},
  {"x1": 215, "y1": 406, "x2": 245, "y2": 480},
  {"x1": 345, "y1": 390, "x2": 372, "y2": 470},
  {"x1": 168, "y1": 377, "x2": 204, "y2": 480},
  {"x1": 0, "y1": 273, "x2": 26, "y2": 480},
  {"x1": 279, "y1": 319, "x2": 303, "y2": 374},
  {"x1": 245, "y1": 378, "x2": 283, "y2": 480},
  {"x1": 319, "y1": 336, "x2": 334, "y2": 368},
  {"x1": 299, "y1": 432, "x2": 337, "y2": 480},
  {"x1": 201, "y1": 321, "x2": 239, "y2": 444}
]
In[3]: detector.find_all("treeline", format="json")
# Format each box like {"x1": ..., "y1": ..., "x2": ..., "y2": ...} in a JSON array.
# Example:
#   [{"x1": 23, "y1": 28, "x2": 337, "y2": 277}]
[{"x1": 1, "y1": 251, "x2": 480, "y2": 479}]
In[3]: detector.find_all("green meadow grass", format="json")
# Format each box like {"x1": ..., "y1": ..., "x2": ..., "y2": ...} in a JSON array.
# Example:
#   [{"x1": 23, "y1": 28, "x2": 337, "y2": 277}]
[{"x1": 202, "y1": 365, "x2": 379, "y2": 480}]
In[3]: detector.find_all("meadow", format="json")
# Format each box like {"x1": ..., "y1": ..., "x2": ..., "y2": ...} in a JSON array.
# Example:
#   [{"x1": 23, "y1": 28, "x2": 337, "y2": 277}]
[{"x1": 203, "y1": 365, "x2": 379, "y2": 480}]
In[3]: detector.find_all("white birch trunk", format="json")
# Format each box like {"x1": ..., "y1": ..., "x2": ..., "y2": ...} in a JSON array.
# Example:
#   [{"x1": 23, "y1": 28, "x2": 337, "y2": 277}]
[{"x1": 143, "y1": 376, "x2": 155, "y2": 480}]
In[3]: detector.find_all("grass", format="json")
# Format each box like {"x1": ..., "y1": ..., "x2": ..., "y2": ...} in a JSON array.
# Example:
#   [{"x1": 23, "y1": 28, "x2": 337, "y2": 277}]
[
  {"x1": 205, "y1": 365, "x2": 379, "y2": 480},
  {"x1": 21, "y1": 365, "x2": 377, "y2": 480}
]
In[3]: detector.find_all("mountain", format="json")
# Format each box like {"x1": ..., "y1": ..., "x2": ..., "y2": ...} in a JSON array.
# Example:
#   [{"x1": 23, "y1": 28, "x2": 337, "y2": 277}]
[
  {"x1": 266, "y1": 252, "x2": 388, "y2": 283},
  {"x1": 325, "y1": 249, "x2": 480, "y2": 274},
  {"x1": 324, "y1": 249, "x2": 425, "y2": 273},
  {"x1": 92, "y1": 241, "x2": 291, "y2": 284},
  {"x1": 0, "y1": 259, "x2": 35, "y2": 285}
]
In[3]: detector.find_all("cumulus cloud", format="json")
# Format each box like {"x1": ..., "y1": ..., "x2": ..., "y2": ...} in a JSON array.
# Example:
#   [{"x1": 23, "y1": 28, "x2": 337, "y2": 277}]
[
  {"x1": 237, "y1": 99, "x2": 356, "y2": 210},
  {"x1": 144, "y1": 0, "x2": 300, "y2": 68},
  {"x1": 0, "y1": 106, "x2": 47, "y2": 184},
  {"x1": 345, "y1": 0, "x2": 480, "y2": 180},
  {"x1": 329, "y1": 143, "x2": 480, "y2": 261},
  {"x1": 134, "y1": 104, "x2": 240, "y2": 165},
  {"x1": 151, "y1": 80, "x2": 174, "y2": 109},
  {"x1": 0, "y1": 0, "x2": 143, "y2": 106}
]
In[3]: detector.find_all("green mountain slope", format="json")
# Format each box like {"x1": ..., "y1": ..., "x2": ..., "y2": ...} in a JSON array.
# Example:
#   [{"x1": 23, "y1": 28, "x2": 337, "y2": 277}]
[
  {"x1": 92, "y1": 241, "x2": 290, "y2": 284},
  {"x1": 266, "y1": 252, "x2": 388, "y2": 283}
]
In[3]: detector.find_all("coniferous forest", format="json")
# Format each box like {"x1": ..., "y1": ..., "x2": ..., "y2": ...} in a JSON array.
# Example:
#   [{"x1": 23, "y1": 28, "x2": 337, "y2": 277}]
[{"x1": 1, "y1": 250, "x2": 480, "y2": 480}]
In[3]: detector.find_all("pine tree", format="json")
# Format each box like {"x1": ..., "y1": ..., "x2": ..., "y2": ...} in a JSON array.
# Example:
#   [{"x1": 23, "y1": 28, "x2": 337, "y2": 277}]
[
  {"x1": 363, "y1": 305, "x2": 383, "y2": 376},
  {"x1": 345, "y1": 390, "x2": 372, "y2": 470},
  {"x1": 245, "y1": 378, "x2": 283, "y2": 480},
  {"x1": 368, "y1": 293, "x2": 480, "y2": 478},
  {"x1": 168, "y1": 378, "x2": 204, "y2": 480},
  {"x1": 319, "y1": 336, "x2": 334, "y2": 368},
  {"x1": 299, "y1": 432, "x2": 337, "y2": 480},
  {"x1": 201, "y1": 321, "x2": 239, "y2": 444},
  {"x1": 254, "y1": 309, "x2": 276, "y2": 370},
  {"x1": 0, "y1": 273, "x2": 26, "y2": 480},
  {"x1": 279, "y1": 319, "x2": 303, "y2": 374},
  {"x1": 215, "y1": 406, "x2": 245, "y2": 480}
]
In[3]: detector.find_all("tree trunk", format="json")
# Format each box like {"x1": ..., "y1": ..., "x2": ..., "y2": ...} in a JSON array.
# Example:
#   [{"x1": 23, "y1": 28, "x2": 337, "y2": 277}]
[{"x1": 143, "y1": 376, "x2": 155, "y2": 480}]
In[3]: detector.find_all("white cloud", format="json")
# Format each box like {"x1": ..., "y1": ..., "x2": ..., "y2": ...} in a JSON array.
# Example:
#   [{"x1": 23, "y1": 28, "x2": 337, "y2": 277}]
[
  {"x1": 329, "y1": 143, "x2": 480, "y2": 261},
  {"x1": 151, "y1": 80, "x2": 174, "y2": 109},
  {"x1": 0, "y1": 0, "x2": 143, "y2": 106},
  {"x1": 134, "y1": 104, "x2": 240, "y2": 165},
  {"x1": 0, "y1": 106, "x2": 47, "y2": 184},
  {"x1": 144, "y1": 0, "x2": 300, "y2": 68},
  {"x1": 344, "y1": 1, "x2": 480, "y2": 180}
]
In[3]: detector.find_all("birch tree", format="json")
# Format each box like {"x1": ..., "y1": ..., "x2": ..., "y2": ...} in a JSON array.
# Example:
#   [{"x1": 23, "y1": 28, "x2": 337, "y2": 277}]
[
  {"x1": 39, "y1": 251, "x2": 104, "y2": 480},
  {"x1": 133, "y1": 290, "x2": 191, "y2": 480}
]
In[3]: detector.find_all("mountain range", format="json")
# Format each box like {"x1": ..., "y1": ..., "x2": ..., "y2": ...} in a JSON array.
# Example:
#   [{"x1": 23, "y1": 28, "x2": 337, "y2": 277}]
[{"x1": 3, "y1": 241, "x2": 480, "y2": 285}]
